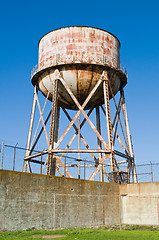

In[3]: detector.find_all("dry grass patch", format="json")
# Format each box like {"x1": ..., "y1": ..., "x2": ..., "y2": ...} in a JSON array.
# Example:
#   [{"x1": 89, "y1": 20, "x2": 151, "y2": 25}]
[{"x1": 32, "y1": 235, "x2": 66, "y2": 239}]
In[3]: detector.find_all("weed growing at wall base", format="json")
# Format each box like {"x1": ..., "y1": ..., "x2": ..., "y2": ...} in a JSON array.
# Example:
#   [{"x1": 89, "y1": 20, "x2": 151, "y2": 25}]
[{"x1": 1, "y1": 226, "x2": 159, "y2": 240}]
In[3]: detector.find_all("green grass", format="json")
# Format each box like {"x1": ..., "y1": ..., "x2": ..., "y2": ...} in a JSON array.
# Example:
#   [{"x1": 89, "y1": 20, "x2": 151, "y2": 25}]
[{"x1": 1, "y1": 226, "x2": 159, "y2": 240}]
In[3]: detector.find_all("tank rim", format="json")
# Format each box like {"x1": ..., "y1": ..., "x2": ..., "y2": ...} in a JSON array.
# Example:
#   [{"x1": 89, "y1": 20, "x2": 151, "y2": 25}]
[
  {"x1": 31, "y1": 63, "x2": 127, "y2": 89},
  {"x1": 38, "y1": 26, "x2": 121, "y2": 48}
]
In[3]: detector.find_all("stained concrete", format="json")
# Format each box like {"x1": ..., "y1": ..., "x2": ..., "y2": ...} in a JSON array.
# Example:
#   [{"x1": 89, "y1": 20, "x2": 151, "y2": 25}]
[
  {"x1": 0, "y1": 170, "x2": 119, "y2": 231},
  {"x1": 120, "y1": 183, "x2": 159, "y2": 225},
  {"x1": 1, "y1": 170, "x2": 159, "y2": 231}
]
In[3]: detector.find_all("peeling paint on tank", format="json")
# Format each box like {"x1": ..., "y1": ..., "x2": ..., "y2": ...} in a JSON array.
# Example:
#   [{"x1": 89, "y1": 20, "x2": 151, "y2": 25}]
[
  {"x1": 37, "y1": 27, "x2": 120, "y2": 70},
  {"x1": 32, "y1": 27, "x2": 127, "y2": 109}
]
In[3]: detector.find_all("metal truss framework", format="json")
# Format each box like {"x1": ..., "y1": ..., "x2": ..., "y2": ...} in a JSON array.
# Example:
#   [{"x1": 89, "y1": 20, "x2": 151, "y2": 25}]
[{"x1": 23, "y1": 69, "x2": 137, "y2": 183}]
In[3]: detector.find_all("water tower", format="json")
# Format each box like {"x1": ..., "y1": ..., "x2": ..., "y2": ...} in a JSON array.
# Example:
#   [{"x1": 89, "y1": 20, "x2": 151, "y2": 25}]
[{"x1": 23, "y1": 26, "x2": 137, "y2": 183}]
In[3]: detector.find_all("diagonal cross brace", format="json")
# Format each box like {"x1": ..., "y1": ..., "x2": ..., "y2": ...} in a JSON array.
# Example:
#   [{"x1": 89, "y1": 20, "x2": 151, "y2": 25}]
[
  {"x1": 56, "y1": 109, "x2": 94, "y2": 174},
  {"x1": 62, "y1": 107, "x2": 97, "y2": 163},
  {"x1": 36, "y1": 93, "x2": 50, "y2": 147},
  {"x1": 55, "y1": 70, "x2": 108, "y2": 149},
  {"x1": 30, "y1": 91, "x2": 50, "y2": 152}
]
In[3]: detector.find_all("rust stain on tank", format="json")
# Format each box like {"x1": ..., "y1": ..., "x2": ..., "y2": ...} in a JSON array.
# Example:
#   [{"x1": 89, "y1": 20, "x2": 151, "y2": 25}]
[
  {"x1": 37, "y1": 27, "x2": 121, "y2": 69},
  {"x1": 32, "y1": 26, "x2": 127, "y2": 110}
]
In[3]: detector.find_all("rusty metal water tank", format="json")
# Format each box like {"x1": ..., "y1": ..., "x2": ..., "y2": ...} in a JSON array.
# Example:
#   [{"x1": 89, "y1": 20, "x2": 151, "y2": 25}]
[{"x1": 31, "y1": 26, "x2": 127, "y2": 109}]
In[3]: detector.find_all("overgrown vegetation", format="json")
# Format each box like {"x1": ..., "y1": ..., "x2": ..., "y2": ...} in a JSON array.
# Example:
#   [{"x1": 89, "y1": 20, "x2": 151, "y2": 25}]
[{"x1": 1, "y1": 225, "x2": 159, "y2": 240}]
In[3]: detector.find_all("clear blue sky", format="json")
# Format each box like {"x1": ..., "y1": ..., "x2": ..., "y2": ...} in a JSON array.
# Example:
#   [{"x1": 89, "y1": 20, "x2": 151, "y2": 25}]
[{"x1": 0, "y1": 0, "x2": 159, "y2": 179}]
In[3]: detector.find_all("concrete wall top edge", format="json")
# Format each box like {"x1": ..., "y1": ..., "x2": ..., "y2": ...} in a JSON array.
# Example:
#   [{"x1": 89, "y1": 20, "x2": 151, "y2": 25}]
[
  {"x1": 0, "y1": 169, "x2": 118, "y2": 185},
  {"x1": 120, "y1": 182, "x2": 159, "y2": 196},
  {"x1": 0, "y1": 170, "x2": 119, "y2": 196}
]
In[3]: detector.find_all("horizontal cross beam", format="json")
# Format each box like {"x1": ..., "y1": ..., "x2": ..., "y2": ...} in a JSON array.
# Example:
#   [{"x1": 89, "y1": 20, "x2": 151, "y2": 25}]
[
  {"x1": 24, "y1": 149, "x2": 133, "y2": 161},
  {"x1": 114, "y1": 150, "x2": 134, "y2": 161},
  {"x1": 24, "y1": 149, "x2": 112, "y2": 160}
]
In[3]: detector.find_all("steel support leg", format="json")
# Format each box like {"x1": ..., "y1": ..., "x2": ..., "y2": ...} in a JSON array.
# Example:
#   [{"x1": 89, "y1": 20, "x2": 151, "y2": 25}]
[
  {"x1": 47, "y1": 79, "x2": 59, "y2": 175},
  {"x1": 23, "y1": 86, "x2": 37, "y2": 172},
  {"x1": 103, "y1": 72, "x2": 116, "y2": 182},
  {"x1": 120, "y1": 88, "x2": 137, "y2": 183},
  {"x1": 96, "y1": 106, "x2": 103, "y2": 182}
]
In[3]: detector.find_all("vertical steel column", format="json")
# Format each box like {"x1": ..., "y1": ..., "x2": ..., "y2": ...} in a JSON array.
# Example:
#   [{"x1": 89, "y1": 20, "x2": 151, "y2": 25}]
[
  {"x1": 64, "y1": 156, "x2": 66, "y2": 177},
  {"x1": 13, "y1": 143, "x2": 18, "y2": 171},
  {"x1": 96, "y1": 106, "x2": 103, "y2": 182},
  {"x1": 47, "y1": 79, "x2": 59, "y2": 175},
  {"x1": 103, "y1": 72, "x2": 116, "y2": 181},
  {"x1": 84, "y1": 160, "x2": 86, "y2": 180},
  {"x1": 130, "y1": 134, "x2": 138, "y2": 183},
  {"x1": 23, "y1": 86, "x2": 37, "y2": 172},
  {"x1": 120, "y1": 88, "x2": 137, "y2": 183},
  {"x1": 41, "y1": 154, "x2": 42, "y2": 174},
  {"x1": 54, "y1": 105, "x2": 60, "y2": 146},
  {"x1": 1, "y1": 140, "x2": 4, "y2": 170},
  {"x1": 150, "y1": 162, "x2": 153, "y2": 182}
]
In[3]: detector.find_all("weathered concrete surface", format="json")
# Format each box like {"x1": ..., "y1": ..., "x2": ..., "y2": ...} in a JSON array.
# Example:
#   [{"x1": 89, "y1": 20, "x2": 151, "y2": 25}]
[
  {"x1": 120, "y1": 183, "x2": 159, "y2": 225},
  {"x1": 1, "y1": 170, "x2": 159, "y2": 231},
  {"x1": 0, "y1": 170, "x2": 119, "y2": 231}
]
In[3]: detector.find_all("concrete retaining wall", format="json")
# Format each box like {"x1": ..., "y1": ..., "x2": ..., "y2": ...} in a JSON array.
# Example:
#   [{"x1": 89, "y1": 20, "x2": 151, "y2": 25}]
[
  {"x1": 0, "y1": 170, "x2": 119, "y2": 231},
  {"x1": 120, "y1": 183, "x2": 159, "y2": 225},
  {"x1": 1, "y1": 170, "x2": 159, "y2": 231}
]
